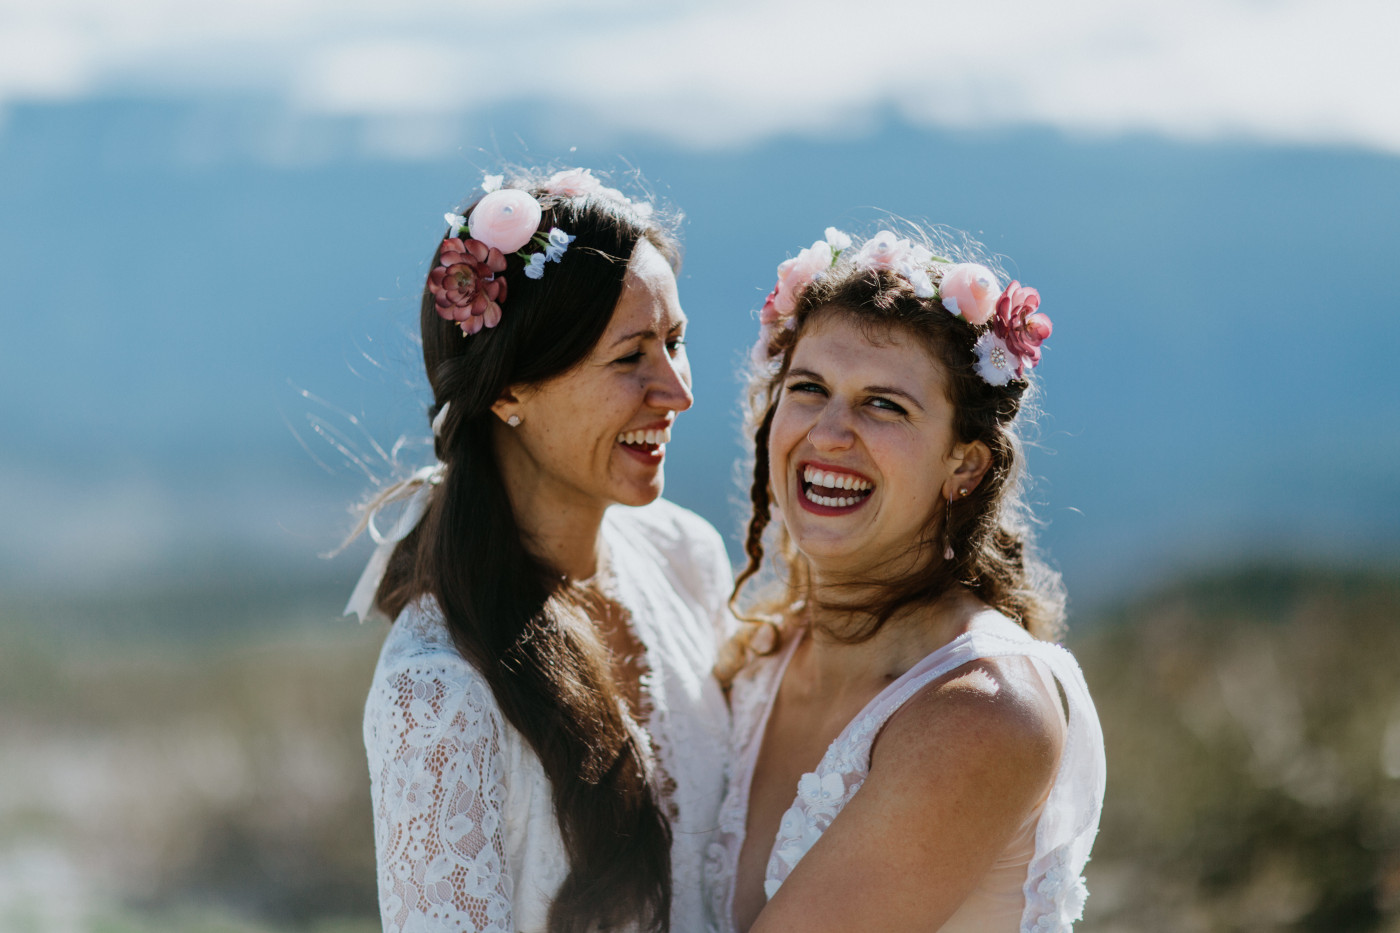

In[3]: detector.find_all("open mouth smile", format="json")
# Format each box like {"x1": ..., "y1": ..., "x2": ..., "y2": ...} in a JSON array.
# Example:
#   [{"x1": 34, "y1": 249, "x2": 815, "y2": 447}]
[
  {"x1": 799, "y1": 463, "x2": 874, "y2": 513},
  {"x1": 617, "y1": 424, "x2": 672, "y2": 462}
]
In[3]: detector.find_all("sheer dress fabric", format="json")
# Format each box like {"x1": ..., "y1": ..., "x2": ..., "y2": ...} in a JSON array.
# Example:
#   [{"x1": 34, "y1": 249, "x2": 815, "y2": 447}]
[
  {"x1": 704, "y1": 612, "x2": 1106, "y2": 933},
  {"x1": 364, "y1": 500, "x2": 734, "y2": 933}
]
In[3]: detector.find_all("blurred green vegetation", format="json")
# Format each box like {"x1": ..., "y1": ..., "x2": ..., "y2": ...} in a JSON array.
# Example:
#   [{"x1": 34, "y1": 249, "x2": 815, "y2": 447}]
[
  {"x1": 1078, "y1": 564, "x2": 1400, "y2": 933},
  {"x1": 0, "y1": 583, "x2": 383, "y2": 933},
  {"x1": 2, "y1": 562, "x2": 1398, "y2": 932}
]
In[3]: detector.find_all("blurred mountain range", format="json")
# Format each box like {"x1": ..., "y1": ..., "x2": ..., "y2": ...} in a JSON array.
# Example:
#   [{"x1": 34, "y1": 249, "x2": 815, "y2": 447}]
[{"x1": 2, "y1": 99, "x2": 1398, "y2": 607}]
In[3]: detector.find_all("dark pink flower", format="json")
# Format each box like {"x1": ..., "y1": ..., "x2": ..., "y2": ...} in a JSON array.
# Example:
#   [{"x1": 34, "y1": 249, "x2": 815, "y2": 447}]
[
  {"x1": 428, "y1": 237, "x2": 508, "y2": 333},
  {"x1": 992, "y1": 281, "x2": 1052, "y2": 375}
]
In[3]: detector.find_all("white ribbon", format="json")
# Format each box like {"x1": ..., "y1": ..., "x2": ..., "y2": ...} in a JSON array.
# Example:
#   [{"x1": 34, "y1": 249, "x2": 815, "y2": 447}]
[{"x1": 343, "y1": 463, "x2": 444, "y2": 622}]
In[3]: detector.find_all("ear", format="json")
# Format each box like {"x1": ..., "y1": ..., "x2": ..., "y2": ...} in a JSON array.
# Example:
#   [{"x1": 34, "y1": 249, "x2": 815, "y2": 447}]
[
  {"x1": 944, "y1": 440, "x2": 992, "y2": 499},
  {"x1": 490, "y1": 386, "x2": 525, "y2": 426}
]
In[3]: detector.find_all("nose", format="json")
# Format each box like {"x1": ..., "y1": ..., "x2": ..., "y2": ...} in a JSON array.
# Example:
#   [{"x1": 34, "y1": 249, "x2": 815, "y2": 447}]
[
  {"x1": 648, "y1": 348, "x2": 694, "y2": 413},
  {"x1": 806, "y1": 400, "x2": 854, "y2": 451}
]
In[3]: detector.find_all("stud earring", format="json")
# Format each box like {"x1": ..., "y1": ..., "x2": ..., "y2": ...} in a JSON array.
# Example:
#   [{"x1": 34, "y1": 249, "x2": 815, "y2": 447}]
[
  {"x1": 506, "y1": 414, "x2": 521, "y2": 427},
  {"x1": 959, "y1": 487, "x2": 969, "y2": 497}
]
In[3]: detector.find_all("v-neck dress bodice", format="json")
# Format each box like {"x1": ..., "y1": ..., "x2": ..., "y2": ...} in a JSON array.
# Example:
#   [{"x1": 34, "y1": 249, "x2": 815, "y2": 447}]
[{"x1": 704, "y1": 613, "x2": 1105, "y2": 933}]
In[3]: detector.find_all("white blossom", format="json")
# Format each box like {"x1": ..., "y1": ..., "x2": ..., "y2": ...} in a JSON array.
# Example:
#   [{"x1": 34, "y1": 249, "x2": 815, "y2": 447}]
[{"x1": 974, "y1": 331, "x2": 1020, "y2": 386}]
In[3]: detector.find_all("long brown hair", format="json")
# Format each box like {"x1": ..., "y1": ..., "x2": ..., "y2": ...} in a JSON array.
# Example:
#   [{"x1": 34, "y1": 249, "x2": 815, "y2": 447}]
[
  {"x1": 375, "y1": 174, "x2": 677, "y2": 933},
  {"x1": 726, "y1": 232, "x2": 1066, "y2": 674}
]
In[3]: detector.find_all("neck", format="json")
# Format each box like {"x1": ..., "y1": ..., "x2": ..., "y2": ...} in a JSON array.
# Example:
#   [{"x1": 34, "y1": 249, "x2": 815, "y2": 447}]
[
  {"x1": 493, "y1": 425, "x2": 609, "y2": 582},
  {"x1": 794, "y1": 583, "x2": 976, "y2": 695}
]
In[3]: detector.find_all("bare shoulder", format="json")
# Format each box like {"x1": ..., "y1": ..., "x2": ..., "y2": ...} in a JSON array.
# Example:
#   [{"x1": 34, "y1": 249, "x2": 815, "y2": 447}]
[{"x1": 873, "y1": 652, "x2": 1065, "y2": 802}]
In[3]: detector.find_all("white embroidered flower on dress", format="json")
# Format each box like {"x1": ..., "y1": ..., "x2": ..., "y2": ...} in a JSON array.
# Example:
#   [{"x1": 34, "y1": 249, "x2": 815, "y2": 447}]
[{"x1": 797, "y1": 770, "x2": 846, "y2": 809}]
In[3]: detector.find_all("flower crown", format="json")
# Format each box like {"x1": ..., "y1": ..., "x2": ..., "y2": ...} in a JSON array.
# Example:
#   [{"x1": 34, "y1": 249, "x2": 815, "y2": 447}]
[
  {"x1": 755, "y1": 227, "x2": 1053, "y2": 386},
  {"x1": 428, "y1": 168, "x2": 650, "y2": 336}
]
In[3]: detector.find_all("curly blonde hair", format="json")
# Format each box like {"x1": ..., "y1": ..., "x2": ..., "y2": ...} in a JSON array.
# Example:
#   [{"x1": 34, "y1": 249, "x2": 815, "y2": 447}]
[{"x1": 719, "y1": 231, "x2": 1066, "y2": 685}]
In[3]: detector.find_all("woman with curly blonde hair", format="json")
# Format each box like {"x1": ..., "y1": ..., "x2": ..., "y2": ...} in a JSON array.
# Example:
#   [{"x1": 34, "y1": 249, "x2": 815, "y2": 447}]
[{"x1": 705, "y1": 225, "x2": 1105, "y2": 933}]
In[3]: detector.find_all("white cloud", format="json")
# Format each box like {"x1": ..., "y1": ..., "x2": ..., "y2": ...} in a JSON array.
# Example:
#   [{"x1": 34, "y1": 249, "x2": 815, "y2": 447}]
[{"x1": 0, "y1": 0, "x2": 1396, "y2": 156}]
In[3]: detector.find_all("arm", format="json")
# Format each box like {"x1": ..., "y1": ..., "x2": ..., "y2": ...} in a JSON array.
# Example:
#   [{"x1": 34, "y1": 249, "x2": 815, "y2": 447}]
[
  {"x1": 752, "y1": 657, "x2": 1064, "y2": 933},
  {"x1": 367, "y1": 664, "x2": 514, "y2": 933}
]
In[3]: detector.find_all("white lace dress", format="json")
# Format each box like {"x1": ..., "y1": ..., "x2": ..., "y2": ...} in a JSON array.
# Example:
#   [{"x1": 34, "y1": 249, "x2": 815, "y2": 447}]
[
  {"x1": 364, "y1": 499, "x2": 734, "y2": 933},
  {"x1": 705, "y1": 612, "x2": 1106, "y2": 933}
]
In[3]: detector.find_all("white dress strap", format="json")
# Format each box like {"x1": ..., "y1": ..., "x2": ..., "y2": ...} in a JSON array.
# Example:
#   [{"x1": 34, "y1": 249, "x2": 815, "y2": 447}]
[{"x1": 759, "y1": 617, "x2": 1106, "y2": 932}]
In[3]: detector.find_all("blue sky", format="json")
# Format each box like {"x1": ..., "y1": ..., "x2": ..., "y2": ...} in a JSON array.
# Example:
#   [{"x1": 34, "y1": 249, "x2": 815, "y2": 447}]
[{"x1": 2, "y1": 1, "x2": 1398, "y2": 608}]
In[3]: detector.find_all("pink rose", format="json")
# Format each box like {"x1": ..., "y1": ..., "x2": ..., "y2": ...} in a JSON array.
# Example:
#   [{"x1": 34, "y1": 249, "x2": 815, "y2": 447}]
[
  {"x1": 542, "y1": 167, "x2": 628, "y2": 202},
  {"x1": 428, "y1": 237, "x2": 508, "y2": 333},
  {"x1": 992, "y1": 281, "x2": 1052, "y2": 374},
  {"x1": 939, "y1": 263, "x2": 1001, "y2": 325},
  {"x1": 854, "y1": 230, "x2": 907, "y2": 270},
  {"x1": 762, "y1": 239, "x2": 834, "y2": 322},
  {"x1": 543, "y1": 168, "x2": 601, "y2": 197},
  {"x1": 751, "y1": 321, "x2": 780, "y2": 367},
  {"x1": 468, "y1": 189, "x2": 542, "y2": 254}
]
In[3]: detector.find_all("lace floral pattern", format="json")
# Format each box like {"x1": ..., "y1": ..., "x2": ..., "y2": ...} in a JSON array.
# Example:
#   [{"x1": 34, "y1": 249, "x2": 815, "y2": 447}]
[
  {"x1": 705, "y1": 616, "x2": 1106, "y2": 933},
  {"x1": 365, "y1": 499, "x2": 733, "y2": 933},
  {"x1": 365, "y1": 607, "x2": 516, "y2": 932}
]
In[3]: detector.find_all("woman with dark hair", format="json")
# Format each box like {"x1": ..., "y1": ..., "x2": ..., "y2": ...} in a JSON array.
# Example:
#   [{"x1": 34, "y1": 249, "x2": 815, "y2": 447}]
[
  {"x1": 704, "y1": 227, "x2": 1105, "y2": 932},
  {"x1": 353, "y1": 168, "x2": 731, "y2": 933}
]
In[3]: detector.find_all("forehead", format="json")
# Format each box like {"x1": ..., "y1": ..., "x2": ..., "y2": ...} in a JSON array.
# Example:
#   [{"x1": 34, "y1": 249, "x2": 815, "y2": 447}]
[
  {"x1": 604, "y1": 239, "x2": 684, "y2": 336},
  {"x1": 792, "y1": 312, "x2": 945, "y2": 384}
]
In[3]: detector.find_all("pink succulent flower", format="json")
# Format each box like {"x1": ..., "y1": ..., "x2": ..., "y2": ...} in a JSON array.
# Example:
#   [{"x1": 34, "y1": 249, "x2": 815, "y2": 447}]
[
  {"x1": 939, "y1": 263, "x2": 1002, "y2": 326},
  {"x1": 468, "y1": 189, "x2": 543, "y2": 254},
  {"x1": 428, "y1": 237, "x2": 508, "y2": 334},
  {"x1": 992, "y1": 281, "x2": 1052, "y2": 375}
]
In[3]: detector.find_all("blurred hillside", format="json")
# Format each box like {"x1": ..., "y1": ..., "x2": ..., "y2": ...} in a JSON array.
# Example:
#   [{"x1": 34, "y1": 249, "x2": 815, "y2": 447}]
[
  {"x1": 2, "y1": 561, "x2": 1398, "y2": 932},
  {"x1": 1079, "y1": 564, "x2": 1400, "y2": 933},
  {"x1": 4, "y1": 109, "x2": 1399, "y2": 607}
]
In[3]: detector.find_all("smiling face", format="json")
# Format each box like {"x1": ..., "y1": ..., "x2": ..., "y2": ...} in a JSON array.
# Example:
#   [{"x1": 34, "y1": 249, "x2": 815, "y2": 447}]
[
  {"x1": 768, "y1": 310, "x2": 983, "y2": 582},
  {"x1": 493, "y1": 238, "x2": 693, "y2": 519}
]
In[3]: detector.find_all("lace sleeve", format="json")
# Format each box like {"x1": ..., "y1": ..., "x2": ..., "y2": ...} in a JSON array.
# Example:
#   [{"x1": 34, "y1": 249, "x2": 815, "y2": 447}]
[{"x1": 367, "y1": 659, "x2": 514, "y2": 933}]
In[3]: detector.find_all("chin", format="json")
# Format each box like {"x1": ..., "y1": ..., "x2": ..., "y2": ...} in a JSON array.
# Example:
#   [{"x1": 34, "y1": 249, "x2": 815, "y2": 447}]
[{"x1": 614, "y1": 476, "x2": 665, "y2": 508}]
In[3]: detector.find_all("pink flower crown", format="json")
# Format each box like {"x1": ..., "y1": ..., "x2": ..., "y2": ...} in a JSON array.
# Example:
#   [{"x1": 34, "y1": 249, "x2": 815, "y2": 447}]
[
  {"x1": 754, "y1": 227, "x2": 1052, "y2": 386},
  {"x1": 428, "y1": 169, "x2": 651, "y2": 336}
]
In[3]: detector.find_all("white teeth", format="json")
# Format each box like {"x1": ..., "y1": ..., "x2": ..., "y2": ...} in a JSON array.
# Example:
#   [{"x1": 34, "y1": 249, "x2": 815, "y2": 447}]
[
  {"x1": 802, "y1": 466, "x2": 873, "y2": 493},
  {"x1": 803, "y1": 488, "x2": 859, "y2": 508},
  {"x1": 617, "y1": 426, "x2": 672, "y2": 445}
]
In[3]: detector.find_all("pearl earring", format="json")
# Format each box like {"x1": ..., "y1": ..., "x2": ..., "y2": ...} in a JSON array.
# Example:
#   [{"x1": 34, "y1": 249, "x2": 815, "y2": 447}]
[{"x1": 507, "y1": 414, "x2": 521, "y2": 427}]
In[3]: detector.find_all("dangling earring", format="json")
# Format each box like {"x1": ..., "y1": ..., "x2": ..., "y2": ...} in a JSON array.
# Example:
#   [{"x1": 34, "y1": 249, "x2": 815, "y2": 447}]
[
  {"x1": 506, "y1": 414, "x2": 521, "y2": 427},
  {"x1": 943, "y1": 490, "x2": 955, "y2": 561},
  {"x1": 944, "y1": 487, "x2": 969, "y2": 561}
]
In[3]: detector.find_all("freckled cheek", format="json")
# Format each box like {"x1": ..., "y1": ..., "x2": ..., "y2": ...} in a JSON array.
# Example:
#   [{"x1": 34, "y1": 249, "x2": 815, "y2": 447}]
[{"x1": 767, "y1": 417, "x2": 807, "y2": 485}]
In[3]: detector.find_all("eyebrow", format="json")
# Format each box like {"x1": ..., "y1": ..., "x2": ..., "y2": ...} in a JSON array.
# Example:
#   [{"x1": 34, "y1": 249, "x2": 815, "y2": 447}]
[
  {"x1": 608, "y1": 319, "x2": 687, "y2": 348},
  {"x1": 787, "y1": 368, "x2": 926, "y2": 411}
]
